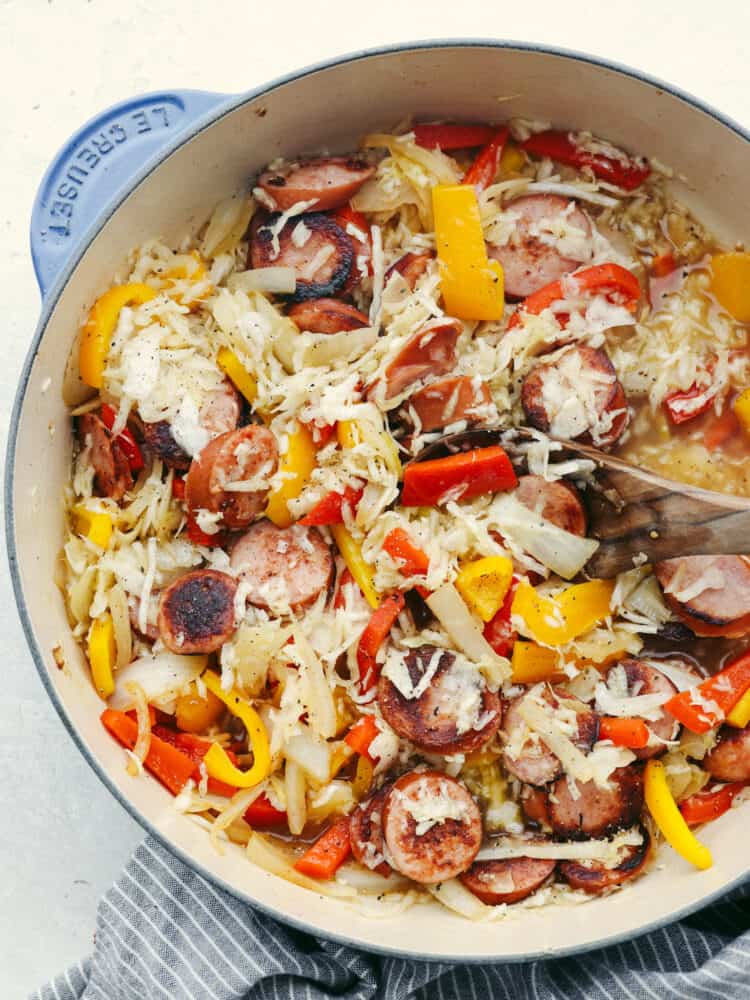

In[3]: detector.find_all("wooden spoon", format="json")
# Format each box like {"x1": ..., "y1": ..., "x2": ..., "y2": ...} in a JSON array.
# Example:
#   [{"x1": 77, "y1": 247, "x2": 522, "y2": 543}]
[{"x1": 410, "y1": 426, "x2": 750, "y2": 578}]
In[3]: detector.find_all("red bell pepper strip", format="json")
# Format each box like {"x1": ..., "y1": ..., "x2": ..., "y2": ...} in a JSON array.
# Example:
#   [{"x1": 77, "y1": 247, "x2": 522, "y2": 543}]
[
  {"x1": 413, "y1": 123, "x2": 497, "y2": 150},
  {"x1": 244, "y1": 796, "x2": 287, "y2": 827},
  {"x1": 100, "y1": 403, "x2": 145, "y2": 471},
  {"x1": 483, "y1": 576, "x2": 520, "y2": 657},
  {"x1": 299, "y1": 485, "x2": 364, "y2": 526},
  {"x1": 664, "y1": 383, "x2": 718, "y2": 425},
  {"x1": 507, "y1": 262, "x2": 641, "y2": 330},
  {"x1": 599, "y1": 716, "x2": 650, "y2": 749},
  {"x1": 462, "y1": 127, "x2": 510, "y2": 192},
  {"x1": 401, "y1": 446, "x2": 517, "y2": 507},
  {"x1": 651, "y1": 251, "x2": 677, "y2": 278},
  {"x1": 172, "y1": 476, "x2": 186, "y2": 500},
  {"x1": 304, "y1": 419, "x2": 338, "y2": 448},
  {"x1": 333, "y1": 568, "x2": 358, "y2": 610},
  {"x1": 679, "y1": 781, "x2": 749, "y2": 826},
  {"x1": 101, "y1": 710, "x2": 196, "y2": 796},
  {"x1": 382, "y1": 528, "x2": 430, "y2": 576},
  {"x1": 294, "y1": 816, "x2": 352, "y2": 879},
  {"x1": 151, "y1": 727, "x2": 237, "y2": 797},
  {"x1": 520, "y1": 130, "x2": 650, "y2": 191},
  {"x1": 665, "y1": 650, "x2": 750, "y2": 733},
  {"x1": 186, "y1": 514, "x2": 227, "y2": 548},
  {"x1": 357, "y1": 592, "x2": 406, "y2": 695},
  {"x1": 345, "y1": 714, "x2": 381, "y2": 761}
]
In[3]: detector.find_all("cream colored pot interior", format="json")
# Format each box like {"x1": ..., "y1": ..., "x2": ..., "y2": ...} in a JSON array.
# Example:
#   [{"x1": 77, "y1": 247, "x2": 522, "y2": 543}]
[{"x1": 11, "y1": 44, "x2": 750, "y2": 960}]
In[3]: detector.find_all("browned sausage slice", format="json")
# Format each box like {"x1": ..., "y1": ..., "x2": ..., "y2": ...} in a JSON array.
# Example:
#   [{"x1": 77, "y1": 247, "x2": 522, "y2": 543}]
[
  {"x1": 381, "y1": 771, "x2": 482, "y2": 884},
  {"x1": 78, "y1": 412, "x2": 133, "y2": 501},
  {"x1": 655, "y1": 556, "x2": 750, "y2": 638},
  {"x1": 547, "y1": 765, "x2": 644, "y2": 840},
  {"x1": 487, "y1": 194, "x2": 592, "y2": 299},
  {"x1": 404, "y1": 376, "x2": 495, "y2": 433},
  {"x1": 604, "y1": 660, "x2": 679, "y2": 760},
  {"x1": 515, "y1": 474, "x2": 587, "y2": 536},
  {"x1": 704, "y1": 725, "x2": 750, "y2": 782},
  {"x1": 157, "y1": 570, "x2": 237, "y2": 654},
  {"x1": 186, "y1": 425, "x2": 278, "y2": 531},
  {"x1": 142, "y1": 381, "x2": 242, "y2": 471},
  {"x1": 378, "y1": 645, "x2": 502, "y2": 755},
  {"x1": 384, "y1": 251, "x2": 435, "y2": 290},
  {"x1": 521, "y1": 345, "x2": 629, "y2": 449},
  {"x1": 460, "y1": 849, "x2": 556, "y2": 905},
  {"x1": 520, "y1": 784, "x2": 552, "y2": 828},
  {"x1": 250, "y1": 212, "x2": 354, "y2": 302},
  {"x1": 379, "y1": 318, "x2": 461, "y2": 401},
  {"x1": 349, "y1": 786, "x2": 392, "y2": 876},
  {"x1": 288, "y1": 299, "x2": 370, "y2": 334},
  {"x1": 502, "y1": 688, "x2": 598, "y2": 786},
  {"x1": 230, "y1": 521, "x2": 334, "y2": 611},
  {"x1": 257, "y1": 158, "x2": 375, "y2": 213},
  {"x1": 559, "y1": 828, "x2": 651, "y2": 894}
]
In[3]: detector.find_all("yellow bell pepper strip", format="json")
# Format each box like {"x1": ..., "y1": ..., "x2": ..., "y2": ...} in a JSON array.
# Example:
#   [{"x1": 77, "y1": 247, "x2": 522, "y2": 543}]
[
  {"x1": 710, "y1": 252, "x2": 750, "y2": 323},
  {"x1": 510, "y1": 642, "x2": 567, "y2": 684},
  {"x1": 664, "y1": 649, "x2": 750, "y2": 734},
  {"x1": 499, "y1": 142, "x2": 525, "y2": 175},
  {"x1": 511, "y1": 578, "x2": 616, "y2": 647},
  {"x1": 338, "y1": 419, "x2": 402, "y2": 479},
  {"x1": 73, "y1": 504, "x2": 113, "y2": 549},
  {"x1": 201, "y1": 671, "x2": 271, "y2": 789},
  {"x1": 455, "y1": 555, "x2": 514, "y2": 622},
  {"x1": 733, "y1": 388, "x2": 750, "y2": 437},
  {"x1": 216, "y1": 346, "x2": 259, "y2": 407},
  {"x1": 265, "y1": 422, "x2": 316, "y2": 528},
  {"x1": 79, "y1": 283, "x2": 156, "y2": 388},
  {"x1": 175, "y1": 683, "x2": 225, "y2": 734},
  {"x1": 166, "y1": 250, "x2": 212, "y2": 307},
  {"x1": 330, "y1": 524, "x2": 379, "y2": 609},
  {"x1": 727, "y1": 687, "x2": 750, "y2": 728},
  {"x1": 88, "y1": 615, "x2": 116, "y2": 699},
  {"x1": 644, "y1": 758, "x2": 713, "y2": 870},
  {"x1": 432, "y1": 184, "x2": 504, "y2": 321},
  {"x1": 352, "y1": 755, "x2": 374, "y2": 800}
]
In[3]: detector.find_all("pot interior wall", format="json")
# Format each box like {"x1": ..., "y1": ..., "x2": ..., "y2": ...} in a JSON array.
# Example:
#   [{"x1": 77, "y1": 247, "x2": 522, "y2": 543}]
[{"x1": 11, "y1": 44, "x2": 750, "y2": 960}]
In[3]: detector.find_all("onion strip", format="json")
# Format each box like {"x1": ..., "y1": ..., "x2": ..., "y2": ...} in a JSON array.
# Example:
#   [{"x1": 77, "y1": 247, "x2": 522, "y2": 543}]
[{"x1": 125, "y1": 681, "x2": 152, "y2": 777}]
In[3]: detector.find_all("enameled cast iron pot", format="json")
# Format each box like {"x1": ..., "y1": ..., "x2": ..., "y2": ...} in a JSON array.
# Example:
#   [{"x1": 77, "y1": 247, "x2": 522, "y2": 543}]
[{"x1": 8, "y1": 40, "x2": 750, "y2": 962}]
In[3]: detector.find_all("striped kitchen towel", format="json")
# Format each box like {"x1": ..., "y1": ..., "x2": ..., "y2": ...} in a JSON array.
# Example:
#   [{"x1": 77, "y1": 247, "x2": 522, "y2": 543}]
[{"x1": 35, "y1": 835, "x2": 750, "y2": 1000}]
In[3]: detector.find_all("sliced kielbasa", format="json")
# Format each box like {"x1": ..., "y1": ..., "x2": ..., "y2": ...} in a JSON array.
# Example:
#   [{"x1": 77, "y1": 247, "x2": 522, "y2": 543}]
[
  {"x1": 520, "y1": 344, "x2": 629, "y2": 449},
  {"x1": 404, "y1": 376, "x2": 495, "y2": 433},
  {"x1": 230, "y1": 521, "x2": 334, "y2": 612},
  {"x1": 384, "y1": 251, "x2": 435, "y2": 290},
  {"x1": 378, "y1": 318, "x2": 461, "y2": 401},
  {"x1": 502, "y1": 688, "x2": 598, "y2": 786},
  {"x1": 142, "y1": 381, "x2": 242, "y2": 471},
  {"x1": 487, "y1": 194, "x2": 592, "y2": 299},
  {"x1": 257, "y1": 157, "x2": 375, "y2": 213},
  {"x1": 604, "y1": 659, "x2": 679, "y2": 760},
  {"x1": 547, "y1": 765, "x2": 644, "y2": 840},
  {"x1": 704, "y1": 725, "x2": 750, "y2": 782},
  {"x1": 381, "y1": 770, "x2": 482, "y2": 884},
  {"x1": 349, "y1": 786, "x2": 392, "y2": 876},
  {"x1": 186, "y1": 425, "x2": 278, "y2": 531},
  {"x1": 288, "y1": 298, "x2": 369, "y2": 334},
  {"x1": 157, "y1": 569, "x2": 237, "y2": 654},
  {"x1": 520, "y1": 784, "x2": 552, "y2": 828},
  {"x1": 655, "y1": 555, "x2": 750, "y2": 638},
  {"x1": 250, "y1": 212, "x2": 354, "y2": 302},
  {"x1": 515, "y1": 474, "x2": 587, "y2": 537},
  {"x1": 77, "y1": 412, "x2": 133, "y2": 502},
  {"x1": 460, "y1": 848, "x2": 556, "y2": 905},
  {"x1": 559, "y1": 828, "x2": 651, "y2": 894},
  {"x1": 378, "y1": 645, "x2": 501, "y2": 755}
]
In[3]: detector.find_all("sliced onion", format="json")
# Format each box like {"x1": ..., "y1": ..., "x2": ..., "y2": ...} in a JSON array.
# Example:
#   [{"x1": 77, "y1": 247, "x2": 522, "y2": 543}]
[
  {"x1": 201, "y1": 195, "x2": 255, "y2": 258},
  {"x1": 228, "y1": 267, "x2": 296, "y2": 295},
  {"x1": 490, "y1": 494, "x2": 599, "y2": 580},
  {"x1": 125, "y1": 680, "x2": 152, "y2": 776},
  {"x1": 650, "y1": 657, "x2": 704, "y2": 692},
  {"x1": 426, "y1": 583, "x2": 510, "y2": 676},
  {"x1": 594, "y1": 681, "x2": 671, "y2": 721},
  {"x1": 475, "y1": 827, "x2": 643, "y2": 864},
  {"x1": 245, "y1": 832, "x2": 356, "y2": 898},
  {"x1": 107, "y1": 583, "x2": 132, "y2": 670},
  {"x1": 211, "y1": 783, "x2": 268, "y2": 854},
  {"x1": 110, "y1": 651, "x2": 207, "y2": 711},
  {"x1": 284, "y1": 729, "x2": 331, "y2": 784},
  {"x1": 284, "y1": 761, "x2": 307, "y2": 836},
  {"x1": 335, "y1": 863, "x2": 410, "y2": 895},
  {"x1": 273, "y1": 325, "x2": 377, "y2": 372},
  {"x1": 288, "y1": 630, "x2": 337, "y2": 739},
  {"x1": 427, "y1": 879, "x2": 492, "y2": 920}
]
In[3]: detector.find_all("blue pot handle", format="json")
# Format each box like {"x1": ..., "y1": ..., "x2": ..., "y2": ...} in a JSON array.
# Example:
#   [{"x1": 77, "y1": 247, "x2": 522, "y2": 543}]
[{"x1": 30, "y1": 89, "x2": 231, "y2": 299}]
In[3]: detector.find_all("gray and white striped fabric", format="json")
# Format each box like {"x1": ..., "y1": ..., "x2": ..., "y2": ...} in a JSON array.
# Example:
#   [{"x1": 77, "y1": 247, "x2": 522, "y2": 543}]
[{"x1": 35, "y1": 836, "x2": 750, "y2": 1000}]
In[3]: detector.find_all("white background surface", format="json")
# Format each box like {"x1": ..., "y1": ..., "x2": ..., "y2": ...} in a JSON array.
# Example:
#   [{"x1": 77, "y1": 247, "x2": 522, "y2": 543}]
[{"x1": 2, "y1": 1, "x2": 749, "y2": 995}]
